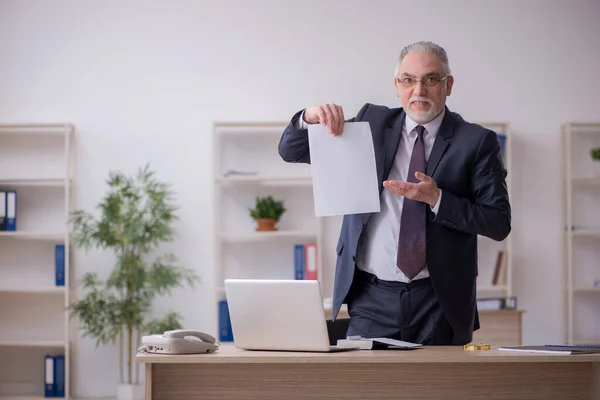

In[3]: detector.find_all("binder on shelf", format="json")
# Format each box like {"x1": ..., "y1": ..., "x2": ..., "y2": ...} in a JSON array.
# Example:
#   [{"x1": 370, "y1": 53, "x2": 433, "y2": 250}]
[
  {"x1": 491, "y1": 250, "x2": 507, "y2": 285},
  {"x1": 218, "y1": 300, "x2": 233, "y2": 342},
  {"x1": 293, "y1": 244, "x2": 305, "y2": 280},
  {"x1": 0, "y1": 190, "x2": 6, "y2": 230},
  {"x1": 304, "y1": 243, "x2": 318, "y2": 280},
  {"x1": 55, "y1": 244, "x2": 65, "y2": 286},
  {"x1": 44, "y1": 354, "x2": 55, "y2": 397},
  {"x1": 54, "y1": 354, "x2": 65, "y2": 397},
  {"x1": 497, "y1": 133, "x2": 506, "y2": 155},
  {"x1": 5, "y1": 190, "x2": 16, "y2": 231}
]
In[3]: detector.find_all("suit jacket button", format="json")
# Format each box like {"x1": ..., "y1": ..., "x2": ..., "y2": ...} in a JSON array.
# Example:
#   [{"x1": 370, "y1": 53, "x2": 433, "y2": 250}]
[{"x1": 359, "y1": 223, "x2": 364, "y2": 229}]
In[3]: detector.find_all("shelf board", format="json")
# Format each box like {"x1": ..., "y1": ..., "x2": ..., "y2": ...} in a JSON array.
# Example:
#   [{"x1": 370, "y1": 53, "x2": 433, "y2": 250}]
[
  {"x1": 0, "y1": 340, "x2": 65, "y2": 347},
  {"x1": 0, "y1": 231, "x2": 66, "y2": 240},
  {"x1": 564, "y1": 122, "x2": 600, "y2": 129},
  {"x1": 0, "y1": 123, "x2": 73, "y2": 135},
  {"x1": 215, "y1": 124, "x2": 287, "y2": 136},
  {"x1": 573, "y1": 286, "x2": 600, "y2": 293},
  {"x1": 220, "y1": 230, "x2": 317, "y2": 242},
  {"x1": 0, "y1": 397, "x2": 52, "y2": 400},
  {"x1": 216, "y1": 175, "x2": 312, "y2": 186},
  {"x1": 0, "y1": 177, "x2": 70, "y2": 187},
  {"x1": 0, "y1": 287, "x2": 65, "y2": 294},
  {"x1": 571, "y1": 229, "x2": 600, "y2": 237},
  {"x1": 572, "y1": 177, "x2": 600, "y2": 185}
]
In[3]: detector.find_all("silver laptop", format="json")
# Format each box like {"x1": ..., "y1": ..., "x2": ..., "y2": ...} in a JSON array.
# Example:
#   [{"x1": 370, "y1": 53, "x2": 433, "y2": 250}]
[{"x1": 224, "y1": 279, "x2": 359, "y2": 352}]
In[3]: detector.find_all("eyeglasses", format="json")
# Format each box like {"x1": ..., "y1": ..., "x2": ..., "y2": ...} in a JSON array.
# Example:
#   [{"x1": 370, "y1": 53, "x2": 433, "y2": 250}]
[{"x1": 396, "y1": 76, "x2": 449, "y2": 88}]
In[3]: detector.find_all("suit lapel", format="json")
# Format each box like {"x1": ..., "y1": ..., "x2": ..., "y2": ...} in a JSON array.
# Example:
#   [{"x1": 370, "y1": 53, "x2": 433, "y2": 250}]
[
  {"x1": 382, "y1": 111, "x2": 406, "y2": 186},
  {"x1": 426, "y1": 108, "x2": 455, "y2": 177},
  {"x1": 360, "y1": 111, "x2": 403, "y2": 226}
]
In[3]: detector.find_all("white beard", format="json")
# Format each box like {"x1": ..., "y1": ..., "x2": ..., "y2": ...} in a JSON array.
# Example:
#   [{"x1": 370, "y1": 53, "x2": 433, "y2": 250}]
[{"x1": 406, "y1": 95, "x2": 444, "y2": 124}]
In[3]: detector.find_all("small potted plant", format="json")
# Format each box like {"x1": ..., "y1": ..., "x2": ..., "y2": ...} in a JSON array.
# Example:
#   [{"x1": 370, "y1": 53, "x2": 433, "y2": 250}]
[
  {"x1": 248, "y1": 195, "x2": 286, "y2": 231},
  {"x1": 592, "y1": 147, "x2": 600, "y2": 176}
]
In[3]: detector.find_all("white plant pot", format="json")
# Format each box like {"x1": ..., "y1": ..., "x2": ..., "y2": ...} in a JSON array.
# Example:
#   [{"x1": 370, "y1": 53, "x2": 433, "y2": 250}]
[
  {"x1": 117, "y1": 383, "x2": 145, "y2": 400},
  {"x1": 594, "y1": 161, "x2": 600, "y2": 177}
]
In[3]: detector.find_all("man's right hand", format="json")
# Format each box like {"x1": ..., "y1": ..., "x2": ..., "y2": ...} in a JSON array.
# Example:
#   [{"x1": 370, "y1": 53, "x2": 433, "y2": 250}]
[{"x1": 303, "y1": 103, "x2": 345, "y2": 136}]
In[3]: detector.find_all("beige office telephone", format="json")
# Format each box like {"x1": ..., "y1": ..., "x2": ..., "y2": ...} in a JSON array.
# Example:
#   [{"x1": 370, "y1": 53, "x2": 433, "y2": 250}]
[{"x1": 138, "y1": 329, "x2": 220, "y2": 354}]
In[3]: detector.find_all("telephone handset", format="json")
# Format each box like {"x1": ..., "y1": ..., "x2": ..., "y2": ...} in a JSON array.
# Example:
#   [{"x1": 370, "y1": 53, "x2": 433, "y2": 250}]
[
  {"x1": 163, "y1": 329, "x2": 217, "y2": 342},
  {"x1": 139, "y1": 329, "x2": 220, "y2": 354}
]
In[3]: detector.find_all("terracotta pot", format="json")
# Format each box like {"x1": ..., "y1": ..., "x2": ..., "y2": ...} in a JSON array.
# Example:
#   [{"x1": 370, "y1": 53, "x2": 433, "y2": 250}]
[{"x1": 255, "y1": 218, "x2": 278, "y2": 232}]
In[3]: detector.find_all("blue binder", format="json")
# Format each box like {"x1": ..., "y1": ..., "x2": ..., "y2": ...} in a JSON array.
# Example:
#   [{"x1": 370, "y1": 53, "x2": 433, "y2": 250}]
[
  {"x1": 55, "y1": 245, "x2": 65, "y2": 286},
  {"x1": 44, "y1": 354, "x2": 55, "y2": 397},
  {"x1": 54, "y1": 354, "x2": 65, "y2": 397},
  {"x1": 218, "y1": 300, "x2": 233, "y2": 342},
  {"x1": 294, "y1": 244, "x2": 305, "y2": 280},
  {"x1": 497, "y1": 134, "x2": 506, "y2": 158}
]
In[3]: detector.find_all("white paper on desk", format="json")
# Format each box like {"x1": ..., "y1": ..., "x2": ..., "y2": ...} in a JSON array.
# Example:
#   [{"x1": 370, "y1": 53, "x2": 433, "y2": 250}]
[{"x1": 308, "y1": 122, "x2": 380, "y2": 217}]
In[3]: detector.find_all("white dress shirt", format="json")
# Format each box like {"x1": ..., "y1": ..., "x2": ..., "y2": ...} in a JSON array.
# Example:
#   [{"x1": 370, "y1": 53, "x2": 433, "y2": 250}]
[{"x1": 295, "y1": 108, "x2": 444, "y2": 282}]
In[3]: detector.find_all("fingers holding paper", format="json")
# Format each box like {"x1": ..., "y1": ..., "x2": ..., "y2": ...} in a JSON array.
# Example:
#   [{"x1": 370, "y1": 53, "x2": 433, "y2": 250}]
[
  {"x1": 303, "y1": 103, "x2": 345, "y2": 136},
  {"x1": 383, "y1": 172, "x2": 441, "y2": 208}
]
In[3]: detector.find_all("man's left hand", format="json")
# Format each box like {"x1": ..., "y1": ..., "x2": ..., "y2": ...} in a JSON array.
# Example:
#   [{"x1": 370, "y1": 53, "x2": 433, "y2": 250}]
[{"x1": 383, "y1": 172, "x2": 440, "y2": 208}]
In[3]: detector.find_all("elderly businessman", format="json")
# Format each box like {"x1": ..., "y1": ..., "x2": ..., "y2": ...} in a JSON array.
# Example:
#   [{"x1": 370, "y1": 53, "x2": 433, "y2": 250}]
[{"x1": 278, "y1": 41, "x2": 511, "y2": 345}]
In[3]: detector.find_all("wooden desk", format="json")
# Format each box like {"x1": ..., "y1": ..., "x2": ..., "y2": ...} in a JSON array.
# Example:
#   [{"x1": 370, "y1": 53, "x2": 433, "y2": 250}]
[{"x1": 137, "y1": 343, "x2": 600, "y2": 400}]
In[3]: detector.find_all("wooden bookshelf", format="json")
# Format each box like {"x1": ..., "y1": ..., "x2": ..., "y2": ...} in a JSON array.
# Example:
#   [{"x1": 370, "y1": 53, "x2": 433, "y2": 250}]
[
  {"x1": 0, "y1": 123, "x2": 74, "y2": 399},
  {"x1": 562, "y1": 122, "x2": 600, "y2": 345},
  {"x1": 212, "y1": 121, "x2": 325, "y2": 341}
]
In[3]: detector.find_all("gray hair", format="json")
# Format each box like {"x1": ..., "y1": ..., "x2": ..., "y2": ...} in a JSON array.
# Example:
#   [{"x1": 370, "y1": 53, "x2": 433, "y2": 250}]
[{"x1": 394, "y1": 41, "x2": 451, "y2": 76}]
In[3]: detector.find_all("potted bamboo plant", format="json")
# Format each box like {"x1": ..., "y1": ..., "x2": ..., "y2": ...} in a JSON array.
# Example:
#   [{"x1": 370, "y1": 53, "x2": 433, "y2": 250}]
[
  {"x1": 591, "y1": 147, "x2": 600, "y2": 176},
  {"x1": 248, "y1": 195, "x2": 286, "y2": 231},
  {"x1": 69, "y1": 164, "x2": 199, "y2": 400}
]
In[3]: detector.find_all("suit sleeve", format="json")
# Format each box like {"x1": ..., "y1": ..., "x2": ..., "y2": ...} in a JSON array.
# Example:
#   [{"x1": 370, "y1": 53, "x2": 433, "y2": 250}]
[
  {"x1": 278, "y1": 104, "x2": 370, "y2": 164},
  {"x1": 432, "y1": 130, "x2": 511, "y2": 241}
]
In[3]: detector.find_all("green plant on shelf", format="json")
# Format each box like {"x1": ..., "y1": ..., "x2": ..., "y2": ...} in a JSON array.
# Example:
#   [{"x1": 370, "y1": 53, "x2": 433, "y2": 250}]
[
  {"x1": 591, "y1": 147, "x2": 600, "y2": 161},
  {"x1": 249, "y1": 195, "x2": 286, "y2": 220},
  {"x1": 248, "y1": 195, "x2": 286, "y2": 231}
]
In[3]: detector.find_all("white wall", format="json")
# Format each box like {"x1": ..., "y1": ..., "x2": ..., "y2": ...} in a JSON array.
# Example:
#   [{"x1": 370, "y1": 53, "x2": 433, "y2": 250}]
[{"x1": 1, "y1": 0, "x2": 599, "y2": 397}]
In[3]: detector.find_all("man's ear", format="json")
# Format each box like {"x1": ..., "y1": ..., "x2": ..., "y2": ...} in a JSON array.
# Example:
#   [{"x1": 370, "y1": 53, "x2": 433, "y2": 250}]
[
  {"x1": 446, "y1": 75, "x2": 454, "y2": 96},
  {"x1": 393, "y1": 78, "x2": 401, "y2": 98}
]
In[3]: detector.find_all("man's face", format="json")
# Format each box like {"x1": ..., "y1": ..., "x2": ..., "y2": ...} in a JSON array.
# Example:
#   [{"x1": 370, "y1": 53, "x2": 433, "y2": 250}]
[{"x1": 394, "y1": 51, "x2": 454, "y2": 124}]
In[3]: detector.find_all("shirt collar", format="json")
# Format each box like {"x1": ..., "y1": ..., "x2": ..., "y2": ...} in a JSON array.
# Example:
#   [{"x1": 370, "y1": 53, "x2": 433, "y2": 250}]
[{"x1": 404, "y1": 107, "x2": 446, "y2": 137}]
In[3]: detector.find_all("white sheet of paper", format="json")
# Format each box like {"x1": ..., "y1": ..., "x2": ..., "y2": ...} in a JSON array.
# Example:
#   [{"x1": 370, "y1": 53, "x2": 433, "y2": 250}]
[{"x1": 308, "y1": 122, "x2": 380, "y2": 217}]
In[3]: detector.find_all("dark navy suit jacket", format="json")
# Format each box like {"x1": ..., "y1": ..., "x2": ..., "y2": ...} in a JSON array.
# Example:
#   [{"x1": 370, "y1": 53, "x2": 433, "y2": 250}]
[{"x1": 278, "y1": 103, "x2": 511, "y2": 344}]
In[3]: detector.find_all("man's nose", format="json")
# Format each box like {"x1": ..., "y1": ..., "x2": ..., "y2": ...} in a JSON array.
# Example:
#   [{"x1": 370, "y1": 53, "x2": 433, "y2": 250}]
[{"x1": 413, "y1": 81, "x2": 426, "y2": 96}]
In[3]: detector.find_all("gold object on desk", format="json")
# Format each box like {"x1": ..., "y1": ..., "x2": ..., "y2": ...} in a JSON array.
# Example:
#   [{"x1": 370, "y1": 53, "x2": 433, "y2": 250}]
[{"x1": 464, "y1": 343, "x2": 492, "y2": 351}]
